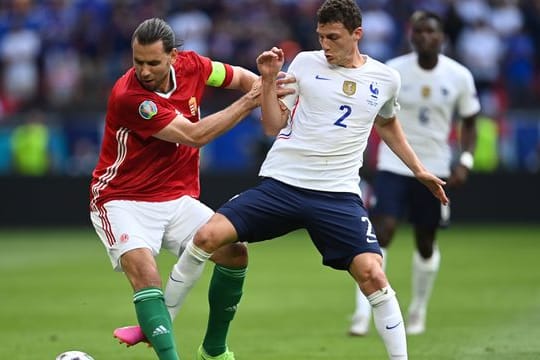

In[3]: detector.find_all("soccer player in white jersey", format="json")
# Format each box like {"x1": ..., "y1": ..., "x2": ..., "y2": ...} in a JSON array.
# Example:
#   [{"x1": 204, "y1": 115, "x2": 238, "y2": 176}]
[
  {"x1": 349, "y1": 10, "x2": 480, "y2": 337},
  {"x1": 163, "y1": 1, "x2": 448, "y2": 359}
]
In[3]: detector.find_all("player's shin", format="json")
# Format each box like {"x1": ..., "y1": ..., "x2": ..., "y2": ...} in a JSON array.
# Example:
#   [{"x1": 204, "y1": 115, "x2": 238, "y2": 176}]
[
  {"x1": 350, "y1": 248, "x2": 388, "y2": 335},
  {"x1": 407, "y1": 248, "x2": 440, "y2": 334},
  {"x1": 133, "y1": 287, "x2": 179, "y2": 360},
  {"x1": 409, "y1": 248, "x2": 440, "y2": 313},
  {"x1": 165, "y1": 240, "x2": 212, "y2": 319},
  {"x1": 202, "y1": 265, "x2": 246, "y2": 356},
  {"x1": 368, "y1": 286, "x2": 408, "y2": 360}
]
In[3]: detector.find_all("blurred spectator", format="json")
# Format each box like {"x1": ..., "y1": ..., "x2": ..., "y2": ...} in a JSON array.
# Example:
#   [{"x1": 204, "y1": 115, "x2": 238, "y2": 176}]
[
  {"x1": 278, "y1": 39, "x2": 301, "y2": 71},
  {"x1": 456, "y1": 18, "x2": 504, "y2": 95},
  {"x1": 503, "y1": 29, "x2": 535, "y2": 107},
  {"x1": 10, "y1": 109, "x2": 50, "y2": 176},
  {"x1": 0, "y1": 0, "x2": 537, "y2": 175},
  {"x1": 39, "y1": 0, "x2": 82, "y2": 107},
  {"x1": 359, "y1": 1, "x2": 397, "y2": 61},
  {"x1": 489, "y1": 0, "x2": 523, "y2": 38},
  {"x1": 0, "y1": 12, "x2": 42, "y2": 103},
  {"x1": 167, "y1": 1, "x2": 212, "y2": 54},
  {"x1": 453, "y1": 0, "x2": 490, "y2": 25},
  {"x1": 473, "y1": 115, "x2": 499, "y2": 172}
]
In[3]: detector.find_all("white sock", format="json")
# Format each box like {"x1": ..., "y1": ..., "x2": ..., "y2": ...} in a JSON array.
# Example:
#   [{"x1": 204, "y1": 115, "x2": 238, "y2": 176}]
[
  {"x1": 409, "y1": 248, "x2": 440, "y2": 315},
  {"x1": 164, "y1": 240, "x2": 212, "y2": 320},
  {"x1": 368, "y1": 286, "x2": 408, "y2": 359},
  {"x1": 353, "y1": 248, "x2": 387, "y2": 318}
]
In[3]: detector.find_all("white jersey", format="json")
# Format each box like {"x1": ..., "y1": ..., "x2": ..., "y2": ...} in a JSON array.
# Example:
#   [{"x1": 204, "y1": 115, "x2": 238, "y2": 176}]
[
  {"x1": 259, "y1": 50, "x2": 401, "y2": 196},
  {"x1": 377, "y1": 53, "x2": 480, "y2": 177}
]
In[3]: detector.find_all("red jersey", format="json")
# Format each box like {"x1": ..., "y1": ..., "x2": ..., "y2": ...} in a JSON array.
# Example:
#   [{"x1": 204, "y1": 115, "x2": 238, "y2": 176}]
[{"x1": 90, "y1": 51, "x2": 233, "y2": 210}]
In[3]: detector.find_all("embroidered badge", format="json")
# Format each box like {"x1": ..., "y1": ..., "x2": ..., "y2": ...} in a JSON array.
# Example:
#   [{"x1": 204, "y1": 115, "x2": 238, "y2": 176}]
[
  {"x1": 138, "y1": 100, "x2": 158, "y2": 120},
  {"x1": 421, "y1": 85, "x2": 431, "y2": 98},
  {"x1": 367, "y1": 82, "x2": 379, "y2": 106},
  {"x1": 119, "y1": 233, "x2": 129, "y2": 243},
  {"x1": 343, "y1": 80, "x2": 357, "y2": 96}
]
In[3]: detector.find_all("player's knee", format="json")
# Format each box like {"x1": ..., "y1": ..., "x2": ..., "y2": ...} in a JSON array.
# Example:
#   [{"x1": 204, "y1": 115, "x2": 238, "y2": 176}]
[
  {"x1": 193, "y1": 222, "x2": 230, "y2": 253},
  {"x1": 212, "y1": 242, "x2": 248, "y2": 268},
  {"x1": 353, "y1": 253, "x2": 387, "y2": 291},
  {"x1": 364, "y1": 264, "x2": 387, "y2": 288},
  {"x1": 193, "y1": 224, "x2": 215, "y2": 251},
  {"x1": 194, "y1": 214, "x2": 238, "y2": 253}
]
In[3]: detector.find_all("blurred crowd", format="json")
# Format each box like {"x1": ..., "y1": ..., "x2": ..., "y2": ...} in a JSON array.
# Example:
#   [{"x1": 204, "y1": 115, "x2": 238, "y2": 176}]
[{"x1": 0, "y1": 0, "x2": 539, "y2": 175}]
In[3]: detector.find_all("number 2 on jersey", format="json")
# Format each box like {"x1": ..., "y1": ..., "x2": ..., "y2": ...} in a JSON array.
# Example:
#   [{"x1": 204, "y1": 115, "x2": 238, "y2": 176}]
[
  {"x1": 361, "y1": 216, "x2": 378, "y2": 243},
  {"x1": 334, "y1": 105, "x2": 352, "y2": 128}
]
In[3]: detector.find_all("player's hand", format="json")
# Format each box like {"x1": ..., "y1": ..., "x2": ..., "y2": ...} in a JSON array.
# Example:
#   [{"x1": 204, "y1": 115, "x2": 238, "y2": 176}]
[
  {"x1": 275, "y1": 72, "x2": 296, "y2": 98},
  {"x1": 257, "y1": 47, "x2": 284, "y2": 79},
  {"x1": 245, "y1": 77, "x2": 262, "y2": 107},
  {"x1": 416, "y1": 170, "x2": 449, "y2": 205},
  {"x1": 447, "y1": 164, "x2": 469, "y2": 188}
]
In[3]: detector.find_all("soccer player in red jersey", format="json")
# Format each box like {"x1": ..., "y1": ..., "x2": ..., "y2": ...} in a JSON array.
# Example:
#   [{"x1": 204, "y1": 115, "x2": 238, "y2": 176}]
[{"x1": 89, "y1": 18, "x2": 292, "y2": 360}]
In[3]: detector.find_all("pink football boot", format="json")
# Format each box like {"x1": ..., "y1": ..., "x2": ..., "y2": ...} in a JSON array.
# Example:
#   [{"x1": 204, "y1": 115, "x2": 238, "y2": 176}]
[{"x1": 113, "y1": 326, "x2": 150, "y2": 347}]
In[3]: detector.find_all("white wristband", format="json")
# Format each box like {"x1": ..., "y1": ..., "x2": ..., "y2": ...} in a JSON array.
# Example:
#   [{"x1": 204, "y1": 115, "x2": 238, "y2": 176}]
[{"x1": 459, "y1": 151, "x2": 474, "y2": 170}]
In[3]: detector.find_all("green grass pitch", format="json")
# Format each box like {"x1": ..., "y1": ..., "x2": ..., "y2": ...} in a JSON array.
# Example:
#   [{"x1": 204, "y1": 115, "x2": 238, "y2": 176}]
[{"x1": 1, "y1": 225, "x2": 539, "y2": 359}]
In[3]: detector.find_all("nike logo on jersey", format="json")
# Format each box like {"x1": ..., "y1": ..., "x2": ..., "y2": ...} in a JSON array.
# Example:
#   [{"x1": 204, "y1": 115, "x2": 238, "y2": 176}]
[
  {"x1": 315, "y1": 75, "x2": 331, "y2": 80},
  {"x1": 385, "y1": 321, "x2": 402, "y2": 330}
]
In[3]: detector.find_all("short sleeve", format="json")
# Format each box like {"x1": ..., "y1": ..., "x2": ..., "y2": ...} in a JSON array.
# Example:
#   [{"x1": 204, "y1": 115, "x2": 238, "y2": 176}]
[
  {"x1": 113, "y1": 92, "x2": 177, "y2": 140},
  {"x1": 378, "y1": 69, "x2": 401, "y2": 119},
  {"x1": 457, "y1": 69, "x2": 481, "y2": 118}
]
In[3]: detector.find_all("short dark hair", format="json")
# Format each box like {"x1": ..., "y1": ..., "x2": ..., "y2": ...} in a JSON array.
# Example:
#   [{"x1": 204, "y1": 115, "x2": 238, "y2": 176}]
[
  {"x1": 317, "y1": 0, "x2": 362, "y2": 33},
  {"x1": 410, "y1": 10, "x2": 444, "y2": 32},
  {"x1": 132, "y1": 18, "x2": 180, "y2": 52}
]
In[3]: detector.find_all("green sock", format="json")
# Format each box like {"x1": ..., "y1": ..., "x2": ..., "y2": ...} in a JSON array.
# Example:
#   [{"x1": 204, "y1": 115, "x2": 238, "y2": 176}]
[
  {"x1": 202, "y1": 265, "x2": 246, "y2": 356},
  {"x1": 134, "y1": 287, "x2": 179, "y2": 360}
]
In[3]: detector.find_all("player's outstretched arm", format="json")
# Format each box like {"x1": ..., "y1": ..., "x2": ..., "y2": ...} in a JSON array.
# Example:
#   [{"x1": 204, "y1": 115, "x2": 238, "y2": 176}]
[
  {"x1": 226, "y1": 65, "x2": 259, "y2": 93},
  {"x1": 257, "y1": 47, "x2": 291, "y2": 136},
  {"x1": 153, "y1": 82, "x2": 261, "y2": 147},
  {"x1": 375, "y1": 115, "x2": 449, "y2": 205}
]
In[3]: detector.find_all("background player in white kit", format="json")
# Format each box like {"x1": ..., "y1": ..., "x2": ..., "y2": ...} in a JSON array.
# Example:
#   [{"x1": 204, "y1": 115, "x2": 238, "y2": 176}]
[
  {"x1": 163, "y1": 1, "x2": 449, "y2": 359},
  {"x1": 349, "y1": 10, "x2": 479, "y2": 337}
]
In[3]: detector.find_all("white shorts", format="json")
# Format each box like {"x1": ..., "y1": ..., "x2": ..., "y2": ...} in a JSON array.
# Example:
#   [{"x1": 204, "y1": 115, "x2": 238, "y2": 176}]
[{"x1": 90, "y1": 196, "x2": 214, "y2": 271}]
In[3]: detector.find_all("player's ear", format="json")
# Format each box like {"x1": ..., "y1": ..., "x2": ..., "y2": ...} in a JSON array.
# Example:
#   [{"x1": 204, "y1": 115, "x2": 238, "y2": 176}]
[
  {"x1": 353, "y1": 27, "x2": 363, "y2": 42},
  {"x1": 170, "y1": 48, "x2": 178, "y2": 64}
]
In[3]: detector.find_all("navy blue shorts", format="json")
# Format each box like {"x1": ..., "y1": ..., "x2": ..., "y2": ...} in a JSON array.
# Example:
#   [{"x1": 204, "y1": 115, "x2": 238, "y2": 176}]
[
  {"x1": 371, "y1": 171, "x2": 448, "y2": 228},
  {"x1": 217, "y1": 178, "x2": 382, "y2": 270}
]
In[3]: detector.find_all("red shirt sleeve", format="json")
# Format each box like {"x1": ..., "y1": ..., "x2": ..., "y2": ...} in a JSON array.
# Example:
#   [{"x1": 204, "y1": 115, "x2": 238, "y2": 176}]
[{"x1": 181, "y1": 51, "x2": 234, "y2": 88}]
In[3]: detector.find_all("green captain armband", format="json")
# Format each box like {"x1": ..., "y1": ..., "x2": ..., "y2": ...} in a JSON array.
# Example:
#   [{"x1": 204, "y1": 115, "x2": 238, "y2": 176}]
[{"x1": 206, "y1": 61, "x2": 227, "y2": 87}]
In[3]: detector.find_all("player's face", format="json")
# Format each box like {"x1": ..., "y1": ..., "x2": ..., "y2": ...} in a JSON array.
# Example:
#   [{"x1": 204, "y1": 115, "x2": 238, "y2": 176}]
[
  {"x1": 317, "y1": 22, "x2": 362, "y2": 68},
  {"x1": 410, "y1": 18, "x2": 443, "y2": 56},
  {"x1": 132, "y1": 39, "x2": 177, "y2": 93}
]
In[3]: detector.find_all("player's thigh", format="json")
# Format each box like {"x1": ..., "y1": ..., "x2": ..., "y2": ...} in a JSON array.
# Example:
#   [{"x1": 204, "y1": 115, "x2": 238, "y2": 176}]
[
  {"x1": 90, "y1": 200, "x2": 168, "y2": 271},
  {"x1": 306, "y1": 193, "x2": 381, "y2": 271},
  {"x1": 162, "y1": 195, "x2": 214, "y2": 257},
  {"x1": 370, "y1": 171, "x2": 410, "y2": 218},
  {"x1": 217, "y1": 178, "x2": 303, "y2": 243}
]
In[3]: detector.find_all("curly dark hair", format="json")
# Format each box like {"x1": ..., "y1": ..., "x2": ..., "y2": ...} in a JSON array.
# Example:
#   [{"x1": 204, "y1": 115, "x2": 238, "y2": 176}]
[{"x1": 317, "y1": 0, "x2": 362, "y2": 33}]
